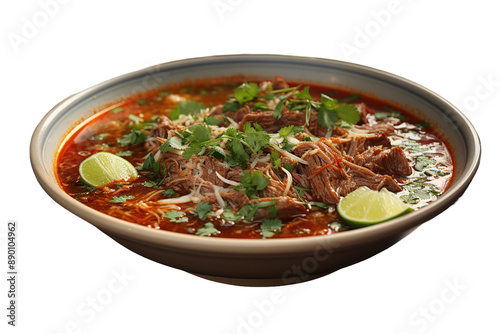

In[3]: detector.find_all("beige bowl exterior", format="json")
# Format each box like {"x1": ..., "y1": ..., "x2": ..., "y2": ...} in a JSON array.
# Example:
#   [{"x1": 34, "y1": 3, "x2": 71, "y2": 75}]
[{"x1": 30, "y1": 55, "x2": 480, "y2": 286}]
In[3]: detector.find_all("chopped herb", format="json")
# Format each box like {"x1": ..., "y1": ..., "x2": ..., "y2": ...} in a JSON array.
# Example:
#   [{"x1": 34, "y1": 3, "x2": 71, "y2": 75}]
[
  {"x1": 142, "y1": 180, "x2": 157, "y2": 188},
  {"x1": 252, "y1": 102, "x2": 269, "y2": 111},
  {"x1": 116, "y1": 150, "x2": 133, "y2": 157},
  {"x1": 293, "y1": 186, "x2": 309, "y2": 199},
  {"x1": 204, "y1": 116, "x2": 223, "y2": 126},
  {"x1": 159, "y1": 136, "x2": 183, "y2": 153},
  {"x1": 374, "y1": 112, "x2": 389, "y2": 120},
  {"x1": 136, "y1": 98, "x2": 147, "y2": 105},
  {"x1": 283, "y1": 163, "x2": 296, "y2": 171},
  {"x1": 190, "y1": 202, "x2": 213, "y2": 221},
  {"x1": 162, "y1": 189, "x2": 176, "y2": 197},
  {"x1": 384, "y1": 106, "x2": 409, "y2": 121},
  {"x1": 90, "y1": 133, "x2": 108, "y2": 141},
  {"x1": 415, "y1": 155, "x2": 436, "y2": 171},
  {"x1": 110, "y1": 107, "x2": 123, "y2": 113},
  {"x1": 170, "y1": 100, "x2": 206, "y2": 120},
  {"x1": 273, "y1": 99, "x2": 285, "y2": 119},
  {"x1": 271, "y1": 151, "x2": 282, "y2": 170},
  {"x1": 109, "y1": 195, "x2": 134, "y2": 203},
  {"x1": 222, "y1": 207, "x2": 243, "y2": 221},
  {"x1": 162, "y1": 210, "x2": 188, "y2": 223},
  {"x1": 234, "y1": 82, "x2": 260, "y2": 104},
  {"x1": 128, "y1": 114, "x2": 143, "y2": 124},
  {"x1": 236, "y1": 200, "x2": 276, "y2": 222},
  {"x1": 415, "y1": 121, "x2": 430, "y2": 128},
  {"x1": 341, "y1": 93, "x2": 360, "y2": 103},
  {"x1": 117, "y1": 129, "x2": 147, "y2": 146},
  {"x1": 222, "y1": 100, "x2": 240, "y2": 113},
  {"x1": 235, "y1": 170, "x2": 270, "y2": 198},
  {"x1": 267, "y1": 206, "x2": 279, "y2": 219},
  {"x1": 195, "y1": 222, "x2": 220, "y2": 236},
  {"x1": 261, "y1": 218, "x2": 282, "y2": 238},
  {"x1": 127, "y1": 120, "x2": 158, "y2": 130}
]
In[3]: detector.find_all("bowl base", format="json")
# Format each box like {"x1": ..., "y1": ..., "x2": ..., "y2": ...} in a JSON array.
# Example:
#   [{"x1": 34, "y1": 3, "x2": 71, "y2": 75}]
[{"x1": 192, "y1": 272, "x2": 327, "y2": 287}]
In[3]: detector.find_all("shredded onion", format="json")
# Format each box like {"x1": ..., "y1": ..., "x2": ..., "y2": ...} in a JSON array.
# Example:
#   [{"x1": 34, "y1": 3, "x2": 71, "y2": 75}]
[
  {"x1": 226, "y1": 116, "x2": 239, "y2": 128},
  {"x1": 212, "y1": 185, "x2": 225, "y2": 208},
  {"x1": 271, "y1": 144, "x2": 309, "y2": 165},
  {"x1": 215, "y1": 171, "x2": 240, "y2": 186},
  {"x1": 281, "y1": 167, "x2": 293, "y2": 197},
  {"x1": 250, "y1": 154, "x2": 271, "y2": 168},
  {"x1": 157, "y1": 191, "x2": 200, "y2": 204}
]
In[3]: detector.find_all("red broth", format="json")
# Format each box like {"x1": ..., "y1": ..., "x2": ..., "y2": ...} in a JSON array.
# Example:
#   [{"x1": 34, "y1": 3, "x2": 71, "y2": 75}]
[{"x1": 56, "y1": 78, "x2": 454, "y2": 238}]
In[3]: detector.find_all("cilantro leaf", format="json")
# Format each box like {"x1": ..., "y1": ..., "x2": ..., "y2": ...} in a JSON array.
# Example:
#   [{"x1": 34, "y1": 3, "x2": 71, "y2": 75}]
[
  {"x1": 222, "y1": 207, "x2": 243, "y2": 221},
  {"x1": 261, "y1": 218, "x2": 282, "y2": 238},
  {"x1": 159, "y1": 136, "x2": 183, "y2": 153},
  {"x1": 170, "y1": 100, "x2": 206, "y2": 120},
  {"x1": 271, "y1": 151, "x2": 282, "y2": 170},
  {"x1": 90, "y1": 133, "x2": 108, "y2": 141},
  {"x1": 110, "y1": 107, "x2": 123, "y2": 113},
  {"x1": 273, "y1": 99, "x2": 285, "y2": 119},
  {"x1": 142, "y1": 180, "x2": 157, "y2": 188},
  {"x1": 234, "y1": 82, "x2": 260, "y2": 104},
  {"x1": 195, "y1": 222, "x2": 220, "y2": 236},
  {"x1": 190, "y1": 202, "x2": 213, "y2": 221},
  {"x1": 118, "y1": 129, "x2": 147, "y2": 146},
  {"x1": 204, "y1": 116, "x2": 223, "y2": 126},
  {"x1": 109, "y1": 195, "x2": 134, "y2": 203},
  {"x1": 235, "y1": 170, "x2": 270, "y2": 198},
  {"x1": 336, "y1": 104, "x2": 360, "y2": 124},
  {"x1": 222, "y1": 100, "x2": 240, "y2": 112},
  {"x1": 116, "y1": 150, "x2": 132, "y2": 157},
  {"x1": 162, "y1": 210, "x2": 188, "y2": 223},
  {"x1": 162, "y1": 189, "x2": 176, "y2": 197},
  {"x1": 236, "y1": 200, "x2": 276, "y2": 222},
  {"x1": 341, "y1": 93, "x2": 360, "y2": 103}
]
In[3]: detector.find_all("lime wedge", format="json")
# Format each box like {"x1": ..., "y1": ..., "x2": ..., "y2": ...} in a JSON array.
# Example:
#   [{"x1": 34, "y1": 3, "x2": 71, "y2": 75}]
[
  {"x1": 79, "y1": 152, "x2": 138, "y2": 188},
  {"x1": 338, "y1": 186, "x2": 413, "y2": 227}
]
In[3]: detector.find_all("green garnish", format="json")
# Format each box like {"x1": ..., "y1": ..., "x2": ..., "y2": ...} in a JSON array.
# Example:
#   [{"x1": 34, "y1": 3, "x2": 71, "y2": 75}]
[
  {"x1": 110, "y1": 107, "x2": 123, "y2": 113},
  {"x1": 117, "y1": 129, "x2": 147, "y2": 146},
  {"x1": 261, "y1": 218, "x2": 282, "y2": 238},
  {"x1": 142, "y1": 180, "x2": 158, "y2": 188},
  {"x1": 170, "y1": 100, "x2": 206, "y2": 120},
  {"x1": 162, "y1": 211, "x2": 188, "y2": 223},
  {"x1": 204, "y1": 116, "x2": 223, "y2": 126},
  {"x1": 162, "y1": 189, "x2": 176, "y2": 197},
  {"x1": 234, "y1": 82, "x2": 260, "y2": 104},
  {"x1": 128, "y1": 114, "x2": 143, "y2": 124},
  {"x1": 190, "y1": 202, "x2": 213, "y2": 221},
  {"x1": 109, "y1": 195, "x2": 135, "y2": 203},
  {"x1": 115, "y1": 150, "x2": 133, "y2": 157},
  {"x1": 90, "y1": 133, "x2": 108, "y2": 141},
  {"x1": 136, "y1": 98, "x2": 148, "y2": 105},
  {"x1": 195, "y1": 222, "x2": 220, "y2": 236},
  {"x1": 235, "y1": 170, "x2": 270, "y2": 198},
  {"x1": 159, "y1": 136, "x2": 183, "y2": 153},
  {"x1": 271, "y1": 151, "x2": 282, "y2": 170}
]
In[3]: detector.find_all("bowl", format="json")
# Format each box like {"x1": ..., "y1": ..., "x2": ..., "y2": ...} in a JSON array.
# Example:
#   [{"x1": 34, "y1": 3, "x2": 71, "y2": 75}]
[{"x1": 30, "y1": 55, "x2": 481, "y2": 286}]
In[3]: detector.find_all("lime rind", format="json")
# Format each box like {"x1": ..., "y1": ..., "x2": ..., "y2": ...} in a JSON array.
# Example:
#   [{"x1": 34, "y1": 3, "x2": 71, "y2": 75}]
[
  {"x1": 338, "y1": 186, "x2": 413, "y2": 228},
  {"x1": 79, "y1": 152, "x2": 138, "y2": 188}
]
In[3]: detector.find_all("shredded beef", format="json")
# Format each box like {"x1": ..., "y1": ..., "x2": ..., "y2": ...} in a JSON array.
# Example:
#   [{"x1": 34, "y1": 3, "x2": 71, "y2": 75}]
[
  {"x1": 252, "y1": 197, "x2": 307, "y2": 221},
  {"x1": 293, "y1": 139, "x2": 402, "y2": 204}
]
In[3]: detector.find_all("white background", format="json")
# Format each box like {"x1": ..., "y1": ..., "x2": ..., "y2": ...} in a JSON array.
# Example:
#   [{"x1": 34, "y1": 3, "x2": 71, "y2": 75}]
[{"x1": 1, "y1": 0, "x2": 498, "y2": 333}]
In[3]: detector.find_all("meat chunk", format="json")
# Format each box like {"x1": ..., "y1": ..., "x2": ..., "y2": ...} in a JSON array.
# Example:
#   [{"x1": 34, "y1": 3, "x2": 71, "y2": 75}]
[
  {"x1": 272, "y1": 75, "x2": 290, "y2": 90},
  {"x1": 293, "y1": 139, "x2": 402, "y2": 204},
  {"x1": 354, "y1": 146, "x2": 412, "y2": 176},
  {"x1": 238, "y1": 110, "x2": 304, "y2": 133}
]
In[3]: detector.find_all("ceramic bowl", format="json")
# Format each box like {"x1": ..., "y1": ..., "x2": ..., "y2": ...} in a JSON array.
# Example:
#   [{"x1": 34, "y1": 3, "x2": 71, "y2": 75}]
[{"x1": 30, "y1": 55, "x2": 481, "y2": 286}]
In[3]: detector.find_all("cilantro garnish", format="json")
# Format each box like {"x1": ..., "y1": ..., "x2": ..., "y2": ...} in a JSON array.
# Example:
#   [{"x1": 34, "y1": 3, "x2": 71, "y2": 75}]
[
  {"x1": 261, "y1": 218, "x2": 282, "y2": 238},
  {"x1": 116, "y1": 150, "x2": 132, "y2": 157},
  {"x1": 234, "y1": 82, "x2": 260, "y2": 104},
  {"x1": 204, "y1": 116, "x2": 223, "y2": 126},
  {"x1": 90, "y1": 133, "x2": 108, "y2": 141},
  {"x1": 195, "y1": 222, "x2": 220, "y2": 236},
  {"x1": 136, "y1": 98, "x2": 148, "y2": 105},
  {"x1": 162, "y1": 189, "x2": 176, "y2": 197},
  {"x1": 159, "y1": 136, "x2": 183, "y2": 153},
  {"x1": 117, "y1": 129, "x2": 147, "y2": 146},
  {"x1": 110, "y1": 107, "x2": 123, "y2": 113},
  {"x1": 170, "y1": 100, "x2": 206, "y2": 120},
  {"x1": 190, "y1": 202, "x2": 213, "y2": 221},
  {"x1": 271, "y1": 151, "x2": 282, "y2": 170},
  {"x1": 128, "y1": 114, "x2": 143, "y2": 124},
  {"x1": 109, "y1": 195, "x2": 135, "y2": 203},
  {"x1": 142, "y1": 180, "x2": 158, "y2": 188},
  {"x1": 162, "y1": 210, "x2": 188, "y2": 223},
  {"x1": 237, "y1": 200, "x2": 276, "y2": 222},
  {"x1": 235, "y1": 170, "x2": 270, "y2": 198}
]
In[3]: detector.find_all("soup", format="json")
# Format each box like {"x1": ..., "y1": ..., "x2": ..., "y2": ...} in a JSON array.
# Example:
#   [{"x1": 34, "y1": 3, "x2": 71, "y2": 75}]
[{"x1": 56, "y1": 76, "x2": 454, "y2": 238}]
